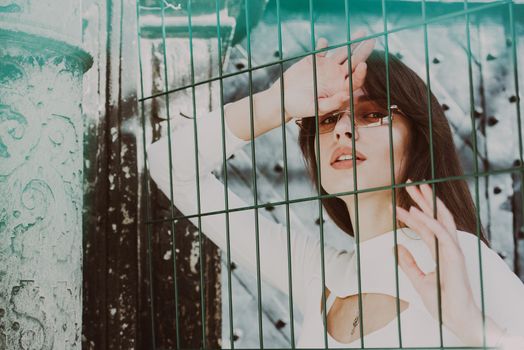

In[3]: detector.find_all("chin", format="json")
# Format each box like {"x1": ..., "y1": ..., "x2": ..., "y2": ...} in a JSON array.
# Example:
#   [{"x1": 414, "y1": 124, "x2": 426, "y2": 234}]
[
  {"x1": 328, "y1": 179, "x2": 391, "y2": 197},
  {"x1": 323, "y1": 181, "x2": 357, "y2": 197}
]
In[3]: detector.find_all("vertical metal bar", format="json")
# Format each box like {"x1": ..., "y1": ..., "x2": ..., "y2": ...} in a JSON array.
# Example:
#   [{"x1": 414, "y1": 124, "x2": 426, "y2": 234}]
[
  {"x1": 214, "y1": 0, "x2": 236, "y2": 348},
  {"x1": 465, "y1": 0, "x2": 489, "y2": 347},
  {"x1": 306, "y1": 1, "x2": 329, "y2": 348},
  {"x1": 275, "y1": 0, "x2": 297, "y2": 347},
  {"x1": 342, "y1": 2, "x2": 365, "y2": 347},
  {"x1": 243, "y1": 0, "x2": 265, "y2": 346},
  {"x1": 159, "y1": 1, "x2": 181, "y2": 347},
  {"x1": 380, "y1": 0, "x2": 403, "y2": 346},
  {"x1": 136, "y1": 1, "x2": 157, "y2": 348},
  {"x1": 421, "y1": 0, "x2": 444, "y2": 346},
  {"x1": 186, "y1": 0, "x2": 208, "y2": 347}
]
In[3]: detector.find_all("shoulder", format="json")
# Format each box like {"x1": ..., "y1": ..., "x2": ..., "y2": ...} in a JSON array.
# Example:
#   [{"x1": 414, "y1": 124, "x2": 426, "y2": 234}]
[
  {"x1": 455, "y1": 229, "x2": 524, "y2": 289},
  {"x1": 456, "y1": 230, "x2": 524, "y2": 331},
  {"x1": 455, "y1": 229, "x2": 501, "y2": 266},
  {"x1": 455, "y1": 229, "x2": 488, "y2": 247},
  {"x1": 392, "y1": 228, "x2": 502, "y2": 275},
  {"x1": 455, "y1": 229, "x2": 506, "y2": 272}
]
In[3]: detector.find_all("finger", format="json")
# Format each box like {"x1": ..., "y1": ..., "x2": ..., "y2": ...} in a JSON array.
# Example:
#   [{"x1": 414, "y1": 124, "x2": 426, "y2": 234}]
[
  {"x1": 409, "y1": 206, "x2": 458, "y2": 249},
  {"x1": 351, "y1": 37, "x2": 376, "y2": 71},
  {"x1": 396, "y1": 206, "x2": 437, "y2": 260},
  {"x1": 417, "y1": 182, "x2": 437, "y2": 216},
  {"x1": 435, "y1": 197, "x2": 459, "y2": 242},
  {"x1": 406, "y1": 179, "x2": 458, "y2": 244},
  {"x1": 318, "y1": 91, "x2": 350, "y2": 115},
  {"x1": 316, "y1": 37, "x2": 328, "y2": 57},
  {"x1": 396, "y1": 244, "x2": 426, "y2": 290},
  {"x1": 329, "y1": 30, "x2": 366, "y2": 64},
  {"x1": 345, "y1": 62, "x2": 367, "y2": 91},
  {"x1": 419, "y1": 183, "x2": 458, "y2": 242},
  {"x1": 404, "y1": 180, "x2": 434, "y2": 215},
  {"x1": 329, "y1": 45, "x2": 349, "y2": 64},
  {"x1": 349, "y1": 29, "x2": 367, "y2": 51}
]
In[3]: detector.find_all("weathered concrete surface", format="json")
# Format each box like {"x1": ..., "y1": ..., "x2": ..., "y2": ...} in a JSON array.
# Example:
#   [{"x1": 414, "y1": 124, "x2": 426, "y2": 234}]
[{"x1": 0, "y1": 0, "x2": 92, "y2": 348}]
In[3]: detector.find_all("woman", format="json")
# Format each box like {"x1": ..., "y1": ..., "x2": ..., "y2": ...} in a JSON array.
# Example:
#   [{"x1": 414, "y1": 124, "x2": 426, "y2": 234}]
[{"x1": 147, "y1": 34, "x2": 524, "y2": 348}]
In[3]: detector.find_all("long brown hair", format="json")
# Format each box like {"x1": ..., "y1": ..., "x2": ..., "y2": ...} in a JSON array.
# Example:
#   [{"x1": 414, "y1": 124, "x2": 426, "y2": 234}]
[{"x1": 298, "y1": 50, "x2": 489, "y2": 246}]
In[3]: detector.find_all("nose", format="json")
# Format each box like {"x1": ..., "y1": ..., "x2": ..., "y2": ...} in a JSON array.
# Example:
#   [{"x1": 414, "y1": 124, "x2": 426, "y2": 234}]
[{"x1": 333, "y1": 113, "x2": 358, "y2": 141}]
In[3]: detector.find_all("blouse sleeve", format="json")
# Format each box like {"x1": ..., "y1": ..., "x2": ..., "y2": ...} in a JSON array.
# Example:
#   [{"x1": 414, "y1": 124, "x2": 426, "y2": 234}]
[
  {"x1": 470, "y1": 239, "x2": 524, "y2": 342},
  {"x1": 146, "y1": 105, "x2": 326, "y2": 311},
  {"x1": 459, "y1": 233, "x2": 524, "y2": 346}
]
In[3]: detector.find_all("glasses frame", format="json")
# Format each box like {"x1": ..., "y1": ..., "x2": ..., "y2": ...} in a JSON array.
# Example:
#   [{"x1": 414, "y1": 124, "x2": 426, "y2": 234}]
[{"x1": 294, "y1": 104, "x2": 405, "y2": 135}]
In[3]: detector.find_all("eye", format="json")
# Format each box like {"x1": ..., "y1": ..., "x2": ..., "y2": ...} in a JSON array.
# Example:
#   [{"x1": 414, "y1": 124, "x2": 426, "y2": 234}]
[
  {"x1": 357, "y1": 110, "x2": 390, "y2": 126},
  {"x1": 320, "y1": 115, "x2": 340, "y2": 125},
  {"x1": 362, "y1": 111, "x2": 389, "y2": 119}
]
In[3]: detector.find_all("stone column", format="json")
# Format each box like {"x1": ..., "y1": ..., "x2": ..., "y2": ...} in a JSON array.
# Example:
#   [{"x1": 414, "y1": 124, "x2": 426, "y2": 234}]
[{"x1": 0, "y1": 0, "x2": 92, "y2": 348}]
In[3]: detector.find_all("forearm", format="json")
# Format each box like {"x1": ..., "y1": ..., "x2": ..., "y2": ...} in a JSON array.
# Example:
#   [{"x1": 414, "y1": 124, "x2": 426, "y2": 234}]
[{"x1": 224, "y1": 86, "x2": 291, "y2": 141}]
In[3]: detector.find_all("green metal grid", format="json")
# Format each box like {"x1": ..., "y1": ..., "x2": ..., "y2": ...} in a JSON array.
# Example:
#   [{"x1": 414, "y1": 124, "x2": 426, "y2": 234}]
[{"x1": 136, "y1": 0, "x2": 523, "y2": 349}]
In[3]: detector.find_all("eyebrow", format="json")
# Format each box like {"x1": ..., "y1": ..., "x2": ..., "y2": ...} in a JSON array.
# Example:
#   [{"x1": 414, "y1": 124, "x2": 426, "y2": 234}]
[
  {"x1": 354, "y1": 95, "x2": 372, "y2": 104},
  {"x1": 303, "y1": 96, "x2": 380, "y2": 119},
  {"x1": 339, "y1": 95, "x2": 382, "y2": 110}
]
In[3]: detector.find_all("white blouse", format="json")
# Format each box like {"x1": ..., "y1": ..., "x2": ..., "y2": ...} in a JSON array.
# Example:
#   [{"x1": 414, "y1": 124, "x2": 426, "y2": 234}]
[{"x1": 146, "y1": 106, "x2": 524, "y2": 348}]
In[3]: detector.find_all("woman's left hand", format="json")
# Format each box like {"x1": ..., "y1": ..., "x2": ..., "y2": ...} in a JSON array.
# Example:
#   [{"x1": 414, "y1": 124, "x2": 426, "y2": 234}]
[{"x1": 394, "y1": 179, "x2": 484, "y2": 345}]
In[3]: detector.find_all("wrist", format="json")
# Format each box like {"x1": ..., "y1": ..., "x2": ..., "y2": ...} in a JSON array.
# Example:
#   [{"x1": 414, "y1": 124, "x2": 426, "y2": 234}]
[
  {"x1": 454, "y1": 304, "x2": 484, "y2": 346},
  {"x1": 273, "y1": 84, "x2": 292, "y2": 122}
]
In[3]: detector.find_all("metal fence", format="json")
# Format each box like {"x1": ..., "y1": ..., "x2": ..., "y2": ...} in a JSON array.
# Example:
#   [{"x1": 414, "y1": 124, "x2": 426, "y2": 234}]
[{"x1": 137, "y1": 0, "x2": 523, "y2": 348}]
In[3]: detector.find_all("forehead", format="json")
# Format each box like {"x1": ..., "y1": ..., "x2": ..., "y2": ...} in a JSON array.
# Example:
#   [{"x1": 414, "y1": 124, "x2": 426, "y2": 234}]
[
  {"x1": 338, "y1": 93, "x2": 384, "y2": 110},
  {"x1": 339, "y1": 88, "x2": 384, "y2": 107},
  {"x1": 352, "y1": 88, "x2": 372, "y2": 104}
]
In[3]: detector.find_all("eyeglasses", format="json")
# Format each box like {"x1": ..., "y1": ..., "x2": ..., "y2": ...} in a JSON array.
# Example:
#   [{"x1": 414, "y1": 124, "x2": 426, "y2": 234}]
[{"x1": 295, "y1": 102, "x2": 405, "y2": 136}]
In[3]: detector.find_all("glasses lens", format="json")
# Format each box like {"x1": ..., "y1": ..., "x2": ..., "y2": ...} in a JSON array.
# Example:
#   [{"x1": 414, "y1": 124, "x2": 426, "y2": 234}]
[
  {"x1": 354, "y1": 103, "x2": 390, "y2": 127},
  {"x1": 299, "y1": 100, "x2": 396, "y2": 135},
  {"x1": 318, "y1": 111, "x2": 344, "y2": 134}
]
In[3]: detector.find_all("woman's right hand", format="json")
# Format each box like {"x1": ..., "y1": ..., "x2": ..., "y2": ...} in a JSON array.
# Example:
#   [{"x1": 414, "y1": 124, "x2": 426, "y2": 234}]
[{"x1": 269, "y1": 31, "x2": 375, "y2": 121}]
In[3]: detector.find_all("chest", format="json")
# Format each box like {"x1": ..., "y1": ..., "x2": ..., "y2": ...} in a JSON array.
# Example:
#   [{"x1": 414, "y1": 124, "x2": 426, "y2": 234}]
[{"x1": 296, "y1": 281, "x2": 462, "y2": 348}]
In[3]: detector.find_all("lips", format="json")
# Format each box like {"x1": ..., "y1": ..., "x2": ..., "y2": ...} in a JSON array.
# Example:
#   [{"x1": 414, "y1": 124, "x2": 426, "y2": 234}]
[{"x1": 330, "y1": 146, "x2": 366, "y2": 167}]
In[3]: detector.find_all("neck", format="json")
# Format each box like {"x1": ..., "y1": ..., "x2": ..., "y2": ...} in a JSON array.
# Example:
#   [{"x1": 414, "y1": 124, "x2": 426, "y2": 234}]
[{"x1": 342, "y1": 190, "x2": 396, "y2": 243}]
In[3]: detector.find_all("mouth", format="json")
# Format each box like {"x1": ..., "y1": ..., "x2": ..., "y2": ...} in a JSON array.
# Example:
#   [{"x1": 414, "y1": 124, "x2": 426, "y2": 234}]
[{"x1": 330, "y1": 147, "x2": 366, "y2": 169}]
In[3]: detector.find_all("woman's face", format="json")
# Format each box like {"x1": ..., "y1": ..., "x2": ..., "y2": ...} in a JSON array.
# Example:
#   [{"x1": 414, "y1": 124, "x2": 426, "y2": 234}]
[{"x1": 314, "y1": 93, "x2": 411, "y2": 196}]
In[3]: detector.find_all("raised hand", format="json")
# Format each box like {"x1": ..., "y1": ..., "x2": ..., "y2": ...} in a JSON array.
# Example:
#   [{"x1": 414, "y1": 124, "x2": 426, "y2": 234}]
[
  {"x1": 269, "y1": 31, "x2": 375, "y2": 121},
  {"x1": 393, "y1": 179, "x2": 484, "y2": 345}
]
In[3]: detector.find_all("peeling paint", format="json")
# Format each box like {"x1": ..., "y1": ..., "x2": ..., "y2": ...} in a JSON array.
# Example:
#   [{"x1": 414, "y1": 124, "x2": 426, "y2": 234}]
[{"x1": 189, "y1": 239, "x2": 200, "y2": 274}]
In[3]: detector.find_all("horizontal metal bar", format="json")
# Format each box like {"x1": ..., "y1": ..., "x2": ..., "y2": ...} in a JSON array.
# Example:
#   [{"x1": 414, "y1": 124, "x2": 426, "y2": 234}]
[
  {"x1": 139, "y1": 0, "x2": 509, "y2": 102},
  {"x1": 145, "y1": 164, "x2": 524, "y2": 226}
]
